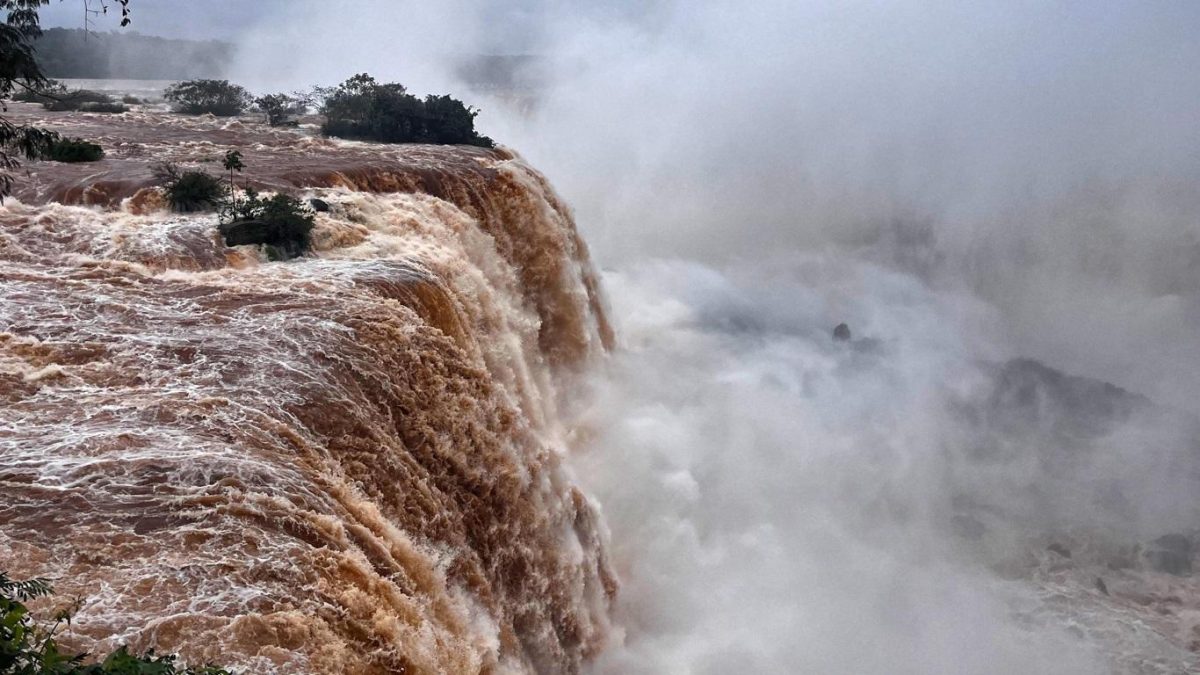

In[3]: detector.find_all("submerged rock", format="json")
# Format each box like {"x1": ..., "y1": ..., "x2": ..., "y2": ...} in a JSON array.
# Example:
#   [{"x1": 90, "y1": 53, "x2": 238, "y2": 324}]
[{"x1": 1047, "y1": 543, "x2": 1072, "y2": 559}]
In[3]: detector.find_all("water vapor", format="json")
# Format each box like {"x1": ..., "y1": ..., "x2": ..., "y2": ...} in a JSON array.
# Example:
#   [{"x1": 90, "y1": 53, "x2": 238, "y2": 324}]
[{"x1": 232, "y1": 2, "x2": 1200, "y2": 672}]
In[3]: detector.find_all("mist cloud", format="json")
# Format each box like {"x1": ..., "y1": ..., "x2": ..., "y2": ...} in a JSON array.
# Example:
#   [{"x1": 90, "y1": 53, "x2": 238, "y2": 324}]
[{"x1": 227, "y1": 2, "x2": 1200, "y2": 671}]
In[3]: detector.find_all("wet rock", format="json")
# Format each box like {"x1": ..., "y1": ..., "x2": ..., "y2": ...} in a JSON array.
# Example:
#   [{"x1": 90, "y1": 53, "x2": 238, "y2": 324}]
[
  {"x1": 309, "y1": 197, "x2": 331, "y2": 213},
  {"x1": 1095, "y1": 577, "x2": 1109, "y2": 595},
  {"x1": 1047, "y1": 543, "x2": 1072, "y2": 559},
  {"x1": 833, "y1": 323, "x2": 851, "y2": 341},
  {"x1": 218, "y1": 219, "x2": 310, "y2": 261},
  {"x1": 1143, "y1": 534, "x2": 1193, "y2": 576}
]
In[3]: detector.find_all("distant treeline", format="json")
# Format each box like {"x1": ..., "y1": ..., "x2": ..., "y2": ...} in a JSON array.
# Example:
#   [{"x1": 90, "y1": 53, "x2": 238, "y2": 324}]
[{"x1": 33, "y1": 28, "x2": 230, "y2": 79}]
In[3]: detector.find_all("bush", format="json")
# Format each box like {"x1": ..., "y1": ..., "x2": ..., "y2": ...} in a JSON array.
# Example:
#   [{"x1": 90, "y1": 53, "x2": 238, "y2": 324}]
[
  {"x1": 121, "y1": 94, "x2": 141, "y2": 105},
  {"x1": 79, "y1": 101, "x2": 128, "y2": 114},
  {"x1": 254, "y1": 93, "x2": 306, "y2": 127},
  {"x1": 1, "y1": 571, "x2": 233, "y2": 674},
  {"x1": 154, "y1": 163, "x2": 225, "y2": 212},
  {"x1": 219, "y1": 189, "x2": 315, "y2": 261},
  {"x1": 317, "y1": 73, "x2": 494, "y2": 148},
  {"x1": 43, "y1": 138, "x2": 104, "y2": 162},
  {"x1": 164, "y1": 79, "x2": 251, "y2": 116}
]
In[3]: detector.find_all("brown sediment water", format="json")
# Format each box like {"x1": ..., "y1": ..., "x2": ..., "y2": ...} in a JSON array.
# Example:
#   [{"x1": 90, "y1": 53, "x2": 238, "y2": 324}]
[{"x1": 0, "y1": 105, "x2": 616, "y2": 674}]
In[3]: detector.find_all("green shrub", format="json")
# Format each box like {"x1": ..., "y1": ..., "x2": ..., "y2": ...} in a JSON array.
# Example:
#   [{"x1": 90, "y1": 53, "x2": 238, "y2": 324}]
[
  {"x1": 317, "y1": 73, "x2": 494, "y2": 148},
  {"x1": 43, "y1": 138, "x2": 104, "y2": 162},
  {"x1": 79, "y1": 101, "x2": 128, "y2": 114},
  {"x1": 254, "y1": 93, "x2": 306, "y2": 127},
  {"x1": 219, "y1": 189, "x2": 315, "y2": 261},
  {"x1": 154, "y1": 163, "x2": 225, "y2": 212},
  {"x1": 164, "y1": 80, "x2": 251, "y2": 116},
  {"x1": 0, "y1": 571, "x2": 233, "y2": 674}
]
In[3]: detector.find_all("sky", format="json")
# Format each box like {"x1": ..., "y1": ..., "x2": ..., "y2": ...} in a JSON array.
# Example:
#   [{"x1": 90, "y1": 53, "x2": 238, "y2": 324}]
[{"x1": 39, "y1": 0, "x2": 278, "y2": 40}]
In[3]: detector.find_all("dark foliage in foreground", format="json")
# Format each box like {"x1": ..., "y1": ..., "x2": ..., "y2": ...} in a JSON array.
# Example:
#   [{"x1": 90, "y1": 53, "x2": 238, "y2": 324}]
[
  {"x1": 154, "y1": 163, "x2": 225, "y2": 212},
  {"x1": 219, "y1": 189, "x2": 315, "y2": 261},
  {"x1": 0, "y1": 4, "x2": 62, "y2": 195},
  {"x1": 11, "y1": 81, "x2": 124, "y2": 112},
  {"x1": 12, "y1": 82, "x2": 121, "y2": 112},
  {"x1": 1, "y1": 571, "x2": 233, "y2": 674},
  {"x1": 164, "y1": 79, "x2": 251, "y2": 116},
  {"x1": 316, "y1": 73, "x2": 494, "y2": 147},
  {"x1": 42, "y1": 137, "x2": 103, "y2": 162}
]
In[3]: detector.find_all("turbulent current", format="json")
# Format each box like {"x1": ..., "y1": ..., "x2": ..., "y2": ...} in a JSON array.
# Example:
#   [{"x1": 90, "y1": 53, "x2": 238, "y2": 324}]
[
  {"x1": 0, "y1": 105, "x2": 615, "y2": 673},
  {"x1": 4, "y1": 84, "x2": 1200, "y2": 674}
]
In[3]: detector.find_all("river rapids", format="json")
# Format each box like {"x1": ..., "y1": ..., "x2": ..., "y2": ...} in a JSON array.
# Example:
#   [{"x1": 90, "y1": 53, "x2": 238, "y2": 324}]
[{"x1": 0, "y1": 104, "x2": 614, "y2": 674}]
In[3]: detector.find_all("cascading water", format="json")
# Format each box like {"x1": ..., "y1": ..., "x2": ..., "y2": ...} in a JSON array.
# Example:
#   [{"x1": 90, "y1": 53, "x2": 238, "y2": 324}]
[{"x1": 0, "y1": 107, "x2": 615, "y2": 674}]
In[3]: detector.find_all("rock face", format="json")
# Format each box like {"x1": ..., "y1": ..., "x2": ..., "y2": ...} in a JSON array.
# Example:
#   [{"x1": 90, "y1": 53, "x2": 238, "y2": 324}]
[{"x1": 1144, "y1": 534, "x2": 1193, "y2": 576}]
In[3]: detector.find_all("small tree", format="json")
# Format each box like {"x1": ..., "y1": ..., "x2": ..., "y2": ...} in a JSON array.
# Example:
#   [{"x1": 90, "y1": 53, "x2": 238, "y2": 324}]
[
  {"x1": 222, "y1": 149, "x2": 243, "y2": 210},
  {"x1": 163, "y1": 80, "x2": 251, "y2": 116},
  {"x1": 253, "y1": 93, "x2": 306, "y2": 127},
  {"x1": 154, "y1": 163, "x2": 224, "y2": 213}
]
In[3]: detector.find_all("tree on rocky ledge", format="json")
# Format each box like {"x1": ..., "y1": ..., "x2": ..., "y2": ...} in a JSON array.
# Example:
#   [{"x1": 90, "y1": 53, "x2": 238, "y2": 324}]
[
  {"x1": 0, "y1": 0, "x2": 129, "y2": 197},
  {"x1": 317, "y1": 73, "x2": 494, "y2": 148}
]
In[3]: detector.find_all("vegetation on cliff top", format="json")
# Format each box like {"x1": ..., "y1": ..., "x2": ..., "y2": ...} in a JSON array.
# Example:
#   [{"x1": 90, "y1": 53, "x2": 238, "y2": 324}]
[
  {"x1": 316, "y1": 73, "x2": 494, "y2": 148},
  {"x1": 1, "y1": 571, "x2": 232, "y2": 674}
]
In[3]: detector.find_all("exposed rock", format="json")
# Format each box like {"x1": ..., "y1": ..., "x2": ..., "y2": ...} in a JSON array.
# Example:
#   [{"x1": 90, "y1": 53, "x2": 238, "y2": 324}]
[
  {"x1": 1144, "y1": 534, "x2": 1193, "y2": 576},
  {"x1": 218, "y1": 218, "x2": 310, "y2": 261},
  {"x1": 309, "y1": 197, "x2": 331, "y2": 213},
  {"x1": 833, "y1": 323, "x2": 851, "y2": 341},
  {"x1": 1047, "y1": 543, "x2": 1072, "y2": 559},
  {"x1": 1095, "y1": 577, "x2": 1109, "y2": 595},
  {"x1": 951, "y1": 514, "x2": 986, "y2": 540}
]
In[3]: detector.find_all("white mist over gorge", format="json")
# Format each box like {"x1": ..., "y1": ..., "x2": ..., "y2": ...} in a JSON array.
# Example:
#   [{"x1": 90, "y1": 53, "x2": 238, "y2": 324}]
[{"x1": 4, "y1": 1, "x2": 1199, "y2": 674}]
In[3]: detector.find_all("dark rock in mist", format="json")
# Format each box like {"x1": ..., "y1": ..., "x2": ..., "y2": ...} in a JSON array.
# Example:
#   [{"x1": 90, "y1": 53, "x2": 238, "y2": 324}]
[
  {"x1": 309, "y1": 198, "x2": 331, "y2": 213},
  {"x1": 833, "y1": 323, "x2": 851, "y2": 341},
  {"x1": 1095, "y1": 577, "x2": 1109, "y2": 595},
  {"x1": 219, "y1": 219, "x2": 308, "y2": 261},
  {"x1": 951, "y1": 513, "x2": 987, "y2": 540},
  {"x1": 1144, "y1": 534, "x2": 1193, "y2": 576},
  {"x1": 1047, "y1": 543, "x2": 1072, "y2": 559}
]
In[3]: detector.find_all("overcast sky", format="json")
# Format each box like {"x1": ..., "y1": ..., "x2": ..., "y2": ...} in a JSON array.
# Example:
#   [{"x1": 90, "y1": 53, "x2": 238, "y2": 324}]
[{"x1": 39, "y1": 0, "x2": 282, "y2": 40}]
